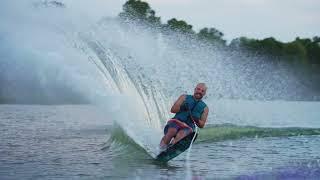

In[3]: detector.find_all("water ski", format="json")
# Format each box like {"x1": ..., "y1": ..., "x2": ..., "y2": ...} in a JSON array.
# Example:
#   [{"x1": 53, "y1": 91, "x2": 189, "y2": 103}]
[{"x1": 156, "y1": 132, "x2": 197, "y2": 162}]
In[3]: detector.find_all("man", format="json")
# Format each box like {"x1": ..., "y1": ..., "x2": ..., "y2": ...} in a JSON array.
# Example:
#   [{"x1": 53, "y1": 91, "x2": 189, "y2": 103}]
[{"x1": 160, "y1": 83, "x2": 209, "y2": 150}]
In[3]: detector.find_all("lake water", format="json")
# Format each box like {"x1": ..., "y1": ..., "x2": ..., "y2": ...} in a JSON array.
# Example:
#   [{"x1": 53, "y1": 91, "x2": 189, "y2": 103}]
[{"x1": 1, "y1": 104, "x2": 319, "y2": 179}]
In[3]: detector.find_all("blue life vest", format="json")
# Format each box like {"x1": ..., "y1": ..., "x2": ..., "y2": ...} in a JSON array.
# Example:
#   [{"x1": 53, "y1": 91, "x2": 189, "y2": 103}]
[{"x1": 173, "y1": 95, "x2": 207, "y2": 129}]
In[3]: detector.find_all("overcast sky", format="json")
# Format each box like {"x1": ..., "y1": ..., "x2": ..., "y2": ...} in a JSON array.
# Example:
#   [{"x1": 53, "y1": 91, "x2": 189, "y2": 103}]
[{"x1": 94, "y1": 0, "x2": 319, "y2": 42}]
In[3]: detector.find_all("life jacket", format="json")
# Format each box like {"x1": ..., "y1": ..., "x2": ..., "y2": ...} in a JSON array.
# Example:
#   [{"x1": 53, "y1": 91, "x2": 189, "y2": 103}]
[{"x1": 173, "y1": 95, "x2": 207, "y2": 129}]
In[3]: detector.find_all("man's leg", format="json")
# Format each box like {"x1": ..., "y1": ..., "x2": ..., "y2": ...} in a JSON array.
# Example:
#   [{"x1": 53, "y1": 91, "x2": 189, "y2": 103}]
[
  {"x1": 171, "y1": 128, "x2": 192, "y2": 144},
  {"x1": 160, "y1": 127, "x2": 177, "y2": 147}
]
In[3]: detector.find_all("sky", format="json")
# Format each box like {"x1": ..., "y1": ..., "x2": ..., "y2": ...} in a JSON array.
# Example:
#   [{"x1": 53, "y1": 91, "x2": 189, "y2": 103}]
[
  {"x1": 145, "y1": 0, "x2": 320, "y2": 42},
  {"x1": 81, "y1": 0, "x2": 320, "y2": 42}
]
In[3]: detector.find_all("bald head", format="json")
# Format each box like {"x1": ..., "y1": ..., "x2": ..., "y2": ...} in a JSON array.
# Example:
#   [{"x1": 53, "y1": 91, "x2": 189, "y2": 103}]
[
  {"x1": 194, "y1": 83, "x2": 207, "y2": 100},
  {"x1": 197, "y1": 83, "x2": 207, "y2": 91}
]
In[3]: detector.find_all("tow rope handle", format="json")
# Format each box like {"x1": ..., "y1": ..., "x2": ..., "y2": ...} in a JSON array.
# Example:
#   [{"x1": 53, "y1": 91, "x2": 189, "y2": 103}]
[{"x1": 185, "y1": 101, "x2": 199, "y2": 142}]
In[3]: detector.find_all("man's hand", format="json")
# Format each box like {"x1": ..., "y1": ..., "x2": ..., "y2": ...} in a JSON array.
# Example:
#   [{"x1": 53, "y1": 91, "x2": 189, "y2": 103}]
[{"x1": 170, "y1": 95, "x2": 186, "y2": 113}]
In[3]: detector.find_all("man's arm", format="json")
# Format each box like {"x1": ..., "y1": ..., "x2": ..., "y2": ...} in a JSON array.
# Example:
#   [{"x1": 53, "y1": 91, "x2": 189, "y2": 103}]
[
  {"x1": 170, "y1": 94, "x2": 186, "y2": 113},
  {"x1": 196, "y1": 107, "x2": 209, "y2": 128}
]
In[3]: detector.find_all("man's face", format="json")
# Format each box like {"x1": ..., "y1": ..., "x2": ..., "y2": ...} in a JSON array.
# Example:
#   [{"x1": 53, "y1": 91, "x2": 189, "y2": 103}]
[{"x1": 194, "y1": 85, "x2": 206, "y2": 100}]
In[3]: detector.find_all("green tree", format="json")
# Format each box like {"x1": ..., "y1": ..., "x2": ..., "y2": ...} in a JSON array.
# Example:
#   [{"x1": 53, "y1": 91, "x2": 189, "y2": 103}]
[
  {"x1": 119, "y1": 0, "x2": 161, "y2": 27},
  {"x1": 258, "y1": 37, "x2": 283, "y2": 55},
  {"x1": 295, "y1": 37, "x2": 320, "y2": 65},
  {"x1": 313, "y1": 36, "x2": 320, "y2": 43},
  {"x1": 165, "y1": 18, "x2": 195, "y2": 34},
  {"x1": 118, "y1": 0, "x2": 320, "y2": 68},
  {"x1": 229, "y1": 37, "x2": 257, "y2": 50},
  {"x1": 197, "y1": 27, "x2": 226, "y2": 46},
  {"x1": 283, "y1": 40, "x2": 308, "y2": 63},
  {"x1": 308, "y1": 37, "x2": 320, "y2": 65}
]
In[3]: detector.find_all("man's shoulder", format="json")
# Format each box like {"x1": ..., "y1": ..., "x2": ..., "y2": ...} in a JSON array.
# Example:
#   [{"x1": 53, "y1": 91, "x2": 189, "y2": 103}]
[{"x1": 199, "y1": 100, "x2": 208, "y2": 109}]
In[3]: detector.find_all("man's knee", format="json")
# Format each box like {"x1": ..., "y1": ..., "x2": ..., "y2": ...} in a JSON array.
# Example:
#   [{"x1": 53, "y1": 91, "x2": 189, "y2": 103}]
[
  {"x1": 175, "y1": 128, "x2": 191, "y2": 139},
  {"x1": 177, "y1": 130, "x2": 187, "y2": 137},
  {"x1": 166, "y1": 127, "x2": 177, "y2": 136}
]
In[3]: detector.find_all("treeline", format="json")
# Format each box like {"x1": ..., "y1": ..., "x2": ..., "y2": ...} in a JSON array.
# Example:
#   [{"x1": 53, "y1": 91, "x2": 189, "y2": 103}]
[{"x1": 118, "y1": 0, "x2": 320, "y2": 66}]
